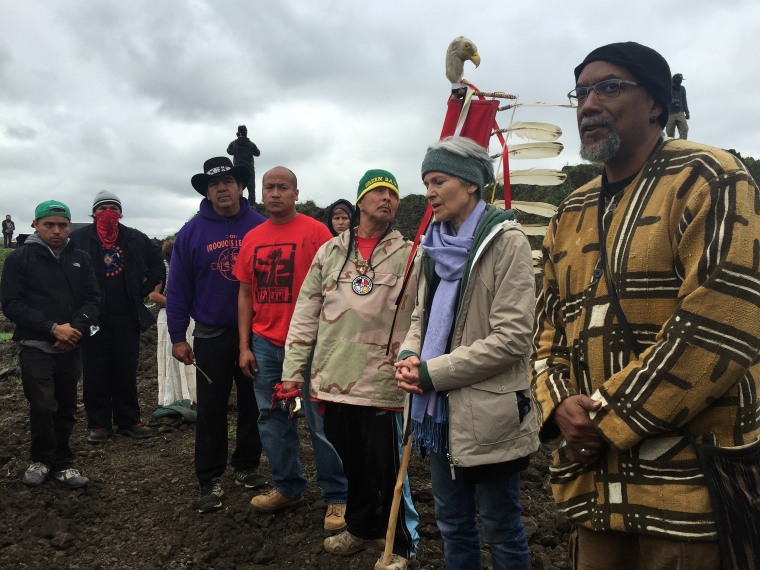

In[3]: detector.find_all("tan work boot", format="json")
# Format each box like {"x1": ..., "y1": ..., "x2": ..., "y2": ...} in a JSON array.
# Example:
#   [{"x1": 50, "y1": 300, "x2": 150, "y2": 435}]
[
  {"x1": 375, "y1": 553, "x2": 409, "y2": 570},
  {"x1": 250, "y1": 489, "x2": 303, "y2": 512},
  {"x1": 324, "y1": 502, "x2": 347, "y2": 531},
  {"x1": 323, "y1": 530, "x2": 384, "y2": 556}
]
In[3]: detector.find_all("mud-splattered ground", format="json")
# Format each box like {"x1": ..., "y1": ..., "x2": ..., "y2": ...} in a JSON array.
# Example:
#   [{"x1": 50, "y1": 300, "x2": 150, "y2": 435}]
[{"x1": 0, "y1": 317, "x2": 570, "y2": 569}]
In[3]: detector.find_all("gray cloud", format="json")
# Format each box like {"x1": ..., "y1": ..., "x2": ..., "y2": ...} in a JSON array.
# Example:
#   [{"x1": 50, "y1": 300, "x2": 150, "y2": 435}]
[{"x1": 0, "y1": 0, "x2": 757, "y2": 236}]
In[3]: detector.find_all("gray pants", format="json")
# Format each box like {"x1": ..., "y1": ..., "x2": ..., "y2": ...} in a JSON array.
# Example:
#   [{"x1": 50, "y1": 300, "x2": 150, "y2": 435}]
[{"x1": 666, "y1": 112, "x2": 689, "y2": 139}]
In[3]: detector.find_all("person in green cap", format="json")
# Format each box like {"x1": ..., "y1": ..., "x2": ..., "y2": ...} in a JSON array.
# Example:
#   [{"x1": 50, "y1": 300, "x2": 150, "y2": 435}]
[
  {"x1": 1, "y1": 200, "x2": 100, "y2": 489},
  {"x1": 280, "y1": 169, "x2": 420, "y2": 570}
]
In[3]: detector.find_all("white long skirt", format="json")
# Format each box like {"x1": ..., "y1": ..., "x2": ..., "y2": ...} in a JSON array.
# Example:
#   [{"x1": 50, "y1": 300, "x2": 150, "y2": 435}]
[{"x1": 156, "y1": 308, "x2": 197, "y2": 405}]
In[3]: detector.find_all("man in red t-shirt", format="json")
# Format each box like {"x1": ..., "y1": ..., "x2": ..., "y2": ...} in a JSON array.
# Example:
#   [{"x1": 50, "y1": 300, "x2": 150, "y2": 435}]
[{"x1": 234, "y1": 166, "x2": 348, "y2": 531}]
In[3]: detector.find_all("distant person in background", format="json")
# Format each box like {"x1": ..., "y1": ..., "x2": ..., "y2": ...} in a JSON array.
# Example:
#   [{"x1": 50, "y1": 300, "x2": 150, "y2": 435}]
[
  {"x1": 3, "y1": 214, "x2": 15, "y2": 247},
  {"x1": 1, "y1": 200, "x2": 99, "y2": 489},
  {"x1": 227, "y1": 125, "x2": 261, "y2": 204},
  {"x1": 70, "y1": 190, "x2": 164, "y2": 444},
  {"x1": 149, "y1": 239, "x2": 196, "y2": 406},
  {"x1": 325, "y1": 199, "x2": 354, "y2": 236},
  {"x1": 665, "y1": 72, "x2": 689, "y2": 139},
  {"x1": 168, "y1": 156, "x2": 267, "y2": 513}
]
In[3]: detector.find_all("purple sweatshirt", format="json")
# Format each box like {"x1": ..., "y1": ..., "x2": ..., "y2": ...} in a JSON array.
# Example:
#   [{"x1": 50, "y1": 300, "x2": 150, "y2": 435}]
[{"x1": 166, "y1": 197, "x2": 265, "y2": 343}]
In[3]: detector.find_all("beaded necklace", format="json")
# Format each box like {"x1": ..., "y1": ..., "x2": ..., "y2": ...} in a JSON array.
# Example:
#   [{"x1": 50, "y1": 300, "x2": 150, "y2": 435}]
[{"x1": 351, "y1": 226, "x2": 388, "y2": 295}]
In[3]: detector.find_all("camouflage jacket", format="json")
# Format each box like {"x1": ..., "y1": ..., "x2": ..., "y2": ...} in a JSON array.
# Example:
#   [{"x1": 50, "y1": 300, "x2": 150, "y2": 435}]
[
  {"x1": 282, "y1": 228, "x2": 416, "y2": 408},
  {"x1": 531, "y1": 139, "x2": 760, "y2": 539}
]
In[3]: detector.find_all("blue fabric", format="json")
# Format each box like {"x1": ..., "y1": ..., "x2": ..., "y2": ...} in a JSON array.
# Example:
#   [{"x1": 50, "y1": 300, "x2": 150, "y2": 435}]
[
  {"x1": 411, "y1": 200, "x2": 486, "y2": 453},
  {"x1": 429, "y1": 451, "x2": 530, "y2": 570},
  {"x1": 251, "y1": 334, "x2": 346, "y2": 501},
  {"x1": 251, "y1": 334, "x2": 305, "y2": 498},
  {"x1": 301, "y1": 371, "x2": 348, "y2": 504}
]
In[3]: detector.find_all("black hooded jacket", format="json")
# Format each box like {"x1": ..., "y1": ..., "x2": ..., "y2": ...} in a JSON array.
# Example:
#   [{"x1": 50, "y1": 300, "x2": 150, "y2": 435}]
[
  {"x1": 1, "y1": 235, "x2": 100, "y2": 342},
  {"x1": 325, "y1": 199, "x2": 355, "y2": 236}
]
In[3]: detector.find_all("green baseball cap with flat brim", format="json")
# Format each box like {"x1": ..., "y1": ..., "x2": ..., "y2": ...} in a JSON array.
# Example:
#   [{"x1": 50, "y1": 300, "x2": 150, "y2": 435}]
[{"x1": 35, "y1": 200, "x2": 71, "y2": 220}]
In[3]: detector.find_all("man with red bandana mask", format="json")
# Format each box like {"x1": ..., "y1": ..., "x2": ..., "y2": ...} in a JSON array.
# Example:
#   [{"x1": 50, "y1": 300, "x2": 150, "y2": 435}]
[{"x1": 70, "y1": 190, "x2": 164, "y2": 443}]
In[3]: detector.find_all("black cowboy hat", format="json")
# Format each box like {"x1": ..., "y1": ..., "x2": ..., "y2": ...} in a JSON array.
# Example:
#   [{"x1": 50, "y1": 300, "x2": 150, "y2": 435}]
[{"x1": 191, "y1": 157, "x2": 250, "y2": 196}]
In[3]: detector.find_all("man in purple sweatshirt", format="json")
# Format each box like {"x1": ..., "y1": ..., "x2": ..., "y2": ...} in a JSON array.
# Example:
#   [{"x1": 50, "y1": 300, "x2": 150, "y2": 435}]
[{"x1": 167, "y1": 156, "x2": 267, "y2": 513}]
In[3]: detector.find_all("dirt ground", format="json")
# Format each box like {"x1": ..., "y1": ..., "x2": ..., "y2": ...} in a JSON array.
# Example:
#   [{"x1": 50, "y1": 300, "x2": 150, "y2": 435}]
[{"x1": 0, "y1": 314, "x2": 571, "y2": 569}]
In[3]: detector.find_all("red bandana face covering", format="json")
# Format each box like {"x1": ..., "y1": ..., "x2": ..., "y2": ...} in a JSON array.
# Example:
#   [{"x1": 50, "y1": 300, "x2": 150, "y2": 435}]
[{"x1": 95, "y1": 209, "x2": 120, "y2": 249}]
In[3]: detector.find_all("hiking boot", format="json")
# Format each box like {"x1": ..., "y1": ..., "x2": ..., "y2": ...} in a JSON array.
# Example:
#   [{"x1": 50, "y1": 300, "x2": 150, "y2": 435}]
[
  {"x1": 22, "y1": 462, "x2": 50, "y2": 486},
  {"x1": 51, "y1": 468, "x2": 89, "y2": 489},
  {"x1": 324, "y1": 502, "x2": 347, "y2": 531},
  {"x1": 196, "y1": 480, "x2": 224, "y2": 513},
  {"x1": 375, "y1": 553, "x2": 409, "y2": 570},
  {"x1": 118, "y1": 422, "x2": 153, "y2": 439},
  {"x1": 323, "y1": 530, "x2": 384, "y2": 556},
  {"x1": 250, "y1": 489, "x2": 303, "y2": 513},
  {"x1": 88, "y1": 428, "x2": 110, "y2": 443},
  {"x1": 233, "y1": 468, "x2": 267, "y2": 489}
]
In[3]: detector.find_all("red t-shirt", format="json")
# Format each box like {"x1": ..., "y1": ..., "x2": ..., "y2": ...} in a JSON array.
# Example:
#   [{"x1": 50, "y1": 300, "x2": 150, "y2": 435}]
[{"x1": 233, "y1": 214, "x2": 332, "y2": 346}]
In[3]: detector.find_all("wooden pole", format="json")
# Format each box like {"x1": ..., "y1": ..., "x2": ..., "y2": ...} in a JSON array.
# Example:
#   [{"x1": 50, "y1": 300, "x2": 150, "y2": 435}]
[{"x1": 381, "y1": 434, "x2": 413, "y2": 566}]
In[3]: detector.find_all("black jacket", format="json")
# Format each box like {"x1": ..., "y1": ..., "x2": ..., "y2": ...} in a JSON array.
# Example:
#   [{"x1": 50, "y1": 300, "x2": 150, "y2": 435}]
[
  {"x1": 1, "y1": 235, "x2": 100, "y2": 342},
  {"x1": 226, "y1": 136, "x2": 260, "y2": 169},
  {"x1": 70, "y1": 223, "x2": 164, "y2": 331}
]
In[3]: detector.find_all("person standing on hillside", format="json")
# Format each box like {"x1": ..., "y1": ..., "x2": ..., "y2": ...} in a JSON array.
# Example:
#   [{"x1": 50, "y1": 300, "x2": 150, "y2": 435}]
[
  {"x1": 70, "y1": 190, "x2": 164, "y2": 443},
  {"x1": 168, "y1": 156, "x2": 268, "y2": 513},
  {"x1": 532, "y1": 41, "x2": 760, "y2": 568},
  {"x1": 227, "y1": 125, "x2": 261, "y2": 204},
  {"x1": 1, "y1": 200, "x2": 99, "y2": 489},
  {"x1": 665, "y1": 72, "x2": 689, "y2": 139},
  {"x1": 3, "y1": 214, "x2": 15, "y2": 248},
  {"x1": 235, "y1": 166, "x2": 348, "y2": 532}
]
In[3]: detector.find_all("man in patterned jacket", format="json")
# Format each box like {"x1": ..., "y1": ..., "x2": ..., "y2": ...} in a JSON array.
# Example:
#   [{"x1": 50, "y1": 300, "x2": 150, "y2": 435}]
[{"x1": 531, "y1": 41, "x2": 760, "y2": 569}]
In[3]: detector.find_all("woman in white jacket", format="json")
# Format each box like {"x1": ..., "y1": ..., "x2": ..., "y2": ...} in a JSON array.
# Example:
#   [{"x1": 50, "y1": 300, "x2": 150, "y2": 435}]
[{"x1": 396, "y1": 136, "x2": 539, "y2": 570}]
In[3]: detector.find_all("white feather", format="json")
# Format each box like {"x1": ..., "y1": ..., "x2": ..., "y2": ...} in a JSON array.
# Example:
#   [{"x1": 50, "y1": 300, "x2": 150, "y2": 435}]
[
  {"x1": 507, "y1": 142, "x2": 564, "y2": 159},
  {"x1": 506, "y1": 121, "x2": 562, "y2": 142},
  {"x1": 496, "y1": 169, "x2": 567, "y2": 186}
]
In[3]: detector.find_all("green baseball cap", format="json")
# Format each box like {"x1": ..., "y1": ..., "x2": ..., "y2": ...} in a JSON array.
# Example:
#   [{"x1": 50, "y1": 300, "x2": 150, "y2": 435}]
[{"x1": 34, "y1": 200, "x2": 71, "y2": 220}]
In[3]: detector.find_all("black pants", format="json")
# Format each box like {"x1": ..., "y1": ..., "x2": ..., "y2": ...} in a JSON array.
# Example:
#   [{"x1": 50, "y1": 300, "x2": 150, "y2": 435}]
[
  {"x1": 3, "y1": 233, "x2": 11, "y2": 247},
  {"x1": 323, "y1": 403, "x2": 416, "y2": 558},
  {"x1": 20, "y1": 347, "x2": 81, "y2": 469},
  {"x1": 81, "y1": 321, "x2": 141, "y2": 430},
  {"x1": 194, "y1": 329, "x2": 262, "y2": 484},
  {"x1": 245, "y1": 171, "x2": 256, "y2": 204}
]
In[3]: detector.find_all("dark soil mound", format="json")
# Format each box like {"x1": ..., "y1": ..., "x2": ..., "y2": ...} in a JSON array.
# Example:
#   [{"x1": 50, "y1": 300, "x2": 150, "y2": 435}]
[{"x1": 0, "y1": 318, "x2": 570, "y2": 569}]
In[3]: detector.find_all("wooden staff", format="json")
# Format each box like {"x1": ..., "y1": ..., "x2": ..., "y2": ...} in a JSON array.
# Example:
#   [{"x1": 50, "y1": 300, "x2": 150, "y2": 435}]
[{"x1": 381, "y1": 398, "x2": 414, "y2": 566}]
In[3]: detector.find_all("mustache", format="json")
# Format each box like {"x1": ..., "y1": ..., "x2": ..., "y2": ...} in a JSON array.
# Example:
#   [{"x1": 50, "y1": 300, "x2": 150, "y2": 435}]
[{"x1": 580, "y1": 116, "x2": 614, "y2": 131}]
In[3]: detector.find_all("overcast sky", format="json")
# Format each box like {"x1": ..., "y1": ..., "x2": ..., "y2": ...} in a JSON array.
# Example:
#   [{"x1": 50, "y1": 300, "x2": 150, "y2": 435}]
[{"x1": 2, "y1": 0, "x2": 758, "y2": 237}]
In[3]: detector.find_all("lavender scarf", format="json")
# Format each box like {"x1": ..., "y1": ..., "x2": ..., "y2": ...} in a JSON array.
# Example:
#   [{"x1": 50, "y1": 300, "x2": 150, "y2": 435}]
[{"x1": 410, "y1": 200, "x2": 486, "y2": 453}]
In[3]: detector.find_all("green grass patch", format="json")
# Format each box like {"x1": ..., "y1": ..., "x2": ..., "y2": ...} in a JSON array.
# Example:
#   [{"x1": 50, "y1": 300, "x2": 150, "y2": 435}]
[{"x1": 0, "y1": 332, "x2": 12, "y2": 342}]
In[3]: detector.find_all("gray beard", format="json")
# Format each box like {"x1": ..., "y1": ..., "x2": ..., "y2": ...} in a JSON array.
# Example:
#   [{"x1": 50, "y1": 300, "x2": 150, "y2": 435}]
[{"x1": 579, "y1": 117, "x2": 621, "y2": 163}]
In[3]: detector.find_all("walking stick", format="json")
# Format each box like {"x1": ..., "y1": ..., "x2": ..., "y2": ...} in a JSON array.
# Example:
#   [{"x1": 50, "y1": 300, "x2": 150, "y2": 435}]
[{"x1": 381, "y1": 395, "x2": 414, "y2": 566}]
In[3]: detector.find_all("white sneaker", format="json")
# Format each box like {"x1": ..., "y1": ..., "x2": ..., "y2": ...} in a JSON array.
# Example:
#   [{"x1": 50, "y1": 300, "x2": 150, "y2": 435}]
[{"x1": 22, "y1": 462, "x2": 50, "y2": 486}]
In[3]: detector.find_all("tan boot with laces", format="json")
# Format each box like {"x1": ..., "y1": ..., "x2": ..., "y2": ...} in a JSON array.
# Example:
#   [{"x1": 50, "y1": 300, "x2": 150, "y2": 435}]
[
  {"x1": 323, "y1": 502, "x2": 347, "y2": 531},
  {"x1": 250, "y1": 489, "x2": 303, "y2": 512}
]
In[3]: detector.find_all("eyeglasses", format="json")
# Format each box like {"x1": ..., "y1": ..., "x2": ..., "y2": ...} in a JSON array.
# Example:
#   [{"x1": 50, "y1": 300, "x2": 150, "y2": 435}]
[{"x1": 567, "y1": 79, "x2": 640, "y2": 106}]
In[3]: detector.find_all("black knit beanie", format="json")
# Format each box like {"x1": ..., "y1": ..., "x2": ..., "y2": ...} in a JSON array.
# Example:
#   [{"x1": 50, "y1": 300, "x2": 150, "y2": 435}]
[{"x1": 574, "y1": 42, "x2": 671, "y2": 127}]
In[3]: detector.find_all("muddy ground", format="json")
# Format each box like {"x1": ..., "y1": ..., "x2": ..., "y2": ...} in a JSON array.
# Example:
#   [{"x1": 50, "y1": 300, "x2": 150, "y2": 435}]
[{"x1": 0, "y1": 314, "x2": 570, "y2": 569}]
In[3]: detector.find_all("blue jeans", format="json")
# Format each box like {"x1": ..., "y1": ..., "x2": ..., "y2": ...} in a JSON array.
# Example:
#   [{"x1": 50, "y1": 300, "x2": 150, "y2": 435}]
[
  {"x1": 251, "y1": 334, "x2": 346, "y2": 502},
  {"x1": 429, "y1": 451, "x2": 530, "y2": 570},
  {"x1": 301, "y1": 372, "x2": 347, "y2": 503}
]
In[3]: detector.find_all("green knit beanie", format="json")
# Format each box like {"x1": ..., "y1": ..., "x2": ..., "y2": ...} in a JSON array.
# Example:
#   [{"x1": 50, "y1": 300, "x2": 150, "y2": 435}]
[
  {"x1": 356, "y1": 169, "x2": 400, "y2": 203},
  {"x1": 421, "y1": 147, "x2": 485, "y2": 191}
]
